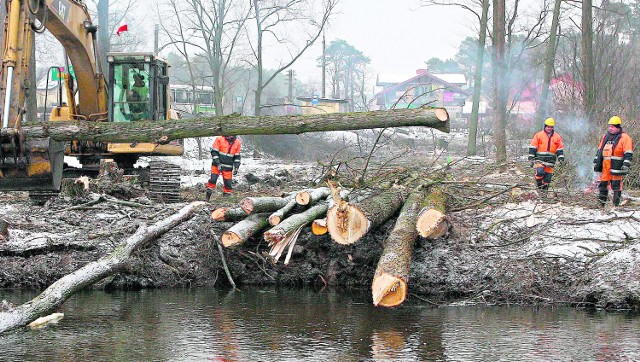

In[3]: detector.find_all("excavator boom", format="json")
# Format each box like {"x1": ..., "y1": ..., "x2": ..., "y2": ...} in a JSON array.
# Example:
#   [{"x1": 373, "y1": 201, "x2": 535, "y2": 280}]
[{"x1": 0, "y1": 0, "x2": 183, "y2": 195}]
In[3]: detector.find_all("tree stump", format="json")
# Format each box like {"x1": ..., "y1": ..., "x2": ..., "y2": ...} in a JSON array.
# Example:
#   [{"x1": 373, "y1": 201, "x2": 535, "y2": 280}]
[{"x1": 60, "y1": 176, "x2": 90, "y2": 198}]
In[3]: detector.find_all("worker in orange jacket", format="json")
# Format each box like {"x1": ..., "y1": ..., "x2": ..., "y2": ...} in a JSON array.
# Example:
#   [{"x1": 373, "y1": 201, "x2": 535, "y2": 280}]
[
  {"x1": 205, "y1": 135, "x2": 242, "y2": 201},
  {"x1": 593, "y1": 116, "x2": 633, "y2": 207},
  {"x1": 528, "y1": 117, "x2": 565, "y2": 190}
]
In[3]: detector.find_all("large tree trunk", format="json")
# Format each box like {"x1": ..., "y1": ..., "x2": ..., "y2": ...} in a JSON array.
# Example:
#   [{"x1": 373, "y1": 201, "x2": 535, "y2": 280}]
[
  {"x1": 0, "y1": 202, "x2": 205, "y2": 335},
  {"x1": 415, "y1": 187, "x2": 449, "y2": 239},
  {"x1": 371, "y1": 191, "x2": 426, "y2": 307},
  {"x1": 467, "y1": 0, "x2": 490, "y2": 156},
  {"x1": 326, "y1": 188, "x2": 406, "y2": 245},
  {"x1": 21, "y1": 108, "x2": 450, "y2": 143},
  {"x1": 221, "y1": 213, "x2": 270, "y2": 248}
]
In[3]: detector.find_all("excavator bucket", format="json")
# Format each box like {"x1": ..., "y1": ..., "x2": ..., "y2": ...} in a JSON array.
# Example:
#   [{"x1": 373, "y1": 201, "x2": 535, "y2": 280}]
[{"x1": 0, "y1": 135, "x2": 65, "y2": 191}]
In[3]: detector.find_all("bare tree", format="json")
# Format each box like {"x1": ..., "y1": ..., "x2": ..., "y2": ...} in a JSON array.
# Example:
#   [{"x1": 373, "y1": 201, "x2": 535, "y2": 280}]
[
  {"x1": 581, "y1": 0, "x2": 595, "y2": 123},
  {"x1": 467, "y1": 0, "x2": 490, "y2": 156},
  {"x1": 248, "y1": 0, "x2": 339, "y2": 116},
  {"x1": 535, "y1": 0, "x2": 562, "y2": 124},
  {"x1": 95, "y1": 0, "x2": 146, "y2": 53},
  {"x1": 492, "y1": 0, "x2": 508, "y2": 164}
]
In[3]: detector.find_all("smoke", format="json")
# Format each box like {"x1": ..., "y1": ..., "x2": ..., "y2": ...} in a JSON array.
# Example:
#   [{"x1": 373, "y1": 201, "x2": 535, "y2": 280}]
[{"x1": 558, "y1": 115, "x2": 597, "y2": 189}]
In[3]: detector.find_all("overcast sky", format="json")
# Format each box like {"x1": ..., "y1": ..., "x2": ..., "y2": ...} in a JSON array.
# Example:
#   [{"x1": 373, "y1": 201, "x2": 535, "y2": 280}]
[
  {"x1": 125, "y1": 0, "x2": 474, "y2": 83},
  {"x1": 292, "y1": 0, "x2": 473, "y2": 82}
]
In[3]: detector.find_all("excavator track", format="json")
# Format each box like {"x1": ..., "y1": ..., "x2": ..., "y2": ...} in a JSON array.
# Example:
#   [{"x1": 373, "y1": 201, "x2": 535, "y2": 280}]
[{"x1": 148, "y1": 159, "x2": 182, "y2": 203}]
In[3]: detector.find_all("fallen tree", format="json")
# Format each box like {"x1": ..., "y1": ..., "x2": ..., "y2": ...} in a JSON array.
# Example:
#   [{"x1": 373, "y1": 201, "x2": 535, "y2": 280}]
[
  {"x1": 21, "y1": 108, "x2": 450, "y2": 143},
  {"x1": 371, "y1": 191, "x2": 427, "y2": 307},
  {"x1": 0, "y1": 202, "x2": 205, "y2": 335}
]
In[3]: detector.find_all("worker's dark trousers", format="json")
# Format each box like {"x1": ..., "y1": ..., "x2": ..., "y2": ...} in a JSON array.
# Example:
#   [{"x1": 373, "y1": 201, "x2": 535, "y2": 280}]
[
  {"x1": 535, "y1": 167, "x2": 552, "y2": 190},
  {"x1": 598, "y1": 180, "x2": 622, "y2": 206}
]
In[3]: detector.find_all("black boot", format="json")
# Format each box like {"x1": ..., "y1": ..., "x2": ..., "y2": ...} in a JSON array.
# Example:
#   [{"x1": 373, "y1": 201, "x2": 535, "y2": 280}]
[
  {"x1": 205, "y1": 189, "x2": 212, "y2": 202},
  {"x1": 613, "y1": 191, "x2": 622, "y2": 206},
  {"x1": 598, "y1": 190, "x2": 608, "y2": 207},
  {"x1": 536, "y1": 180, "x2": 543, "y2": 189}
]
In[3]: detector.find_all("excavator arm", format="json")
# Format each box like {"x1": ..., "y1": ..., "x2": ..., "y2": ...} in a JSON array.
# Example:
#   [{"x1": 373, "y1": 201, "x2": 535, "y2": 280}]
[{"x1": 0, "y1": 0, "x2": 108, "y2": 190}]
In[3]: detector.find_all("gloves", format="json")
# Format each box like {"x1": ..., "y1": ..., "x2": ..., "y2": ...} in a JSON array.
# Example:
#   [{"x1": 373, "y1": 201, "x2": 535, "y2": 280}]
[
  {"x1": 233, "y1": 167, "x2": 239, "y2": 176},
  {"x1": 529, "y1": 161, "x2": 535, "y2": 168},
  {"x1": 621, "y1": 165, "x2": 630, "y2": 174},
  {"x1": 557, "y1": 157, "x2": 565, "y2": 165},
  {"x1": 210, "y1": 149, "x2": 216, "y2": 157}
]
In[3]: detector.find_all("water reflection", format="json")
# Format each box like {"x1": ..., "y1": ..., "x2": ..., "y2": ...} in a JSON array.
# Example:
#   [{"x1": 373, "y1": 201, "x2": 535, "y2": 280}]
[{"x1": 1, "y1": 288, "x2": 639, "y2": 361}]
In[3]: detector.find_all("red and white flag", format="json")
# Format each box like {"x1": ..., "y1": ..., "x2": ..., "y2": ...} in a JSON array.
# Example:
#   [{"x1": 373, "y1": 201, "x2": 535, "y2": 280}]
[{"x1": 116, "y1": 23, "x2": 128, "y2": 36}]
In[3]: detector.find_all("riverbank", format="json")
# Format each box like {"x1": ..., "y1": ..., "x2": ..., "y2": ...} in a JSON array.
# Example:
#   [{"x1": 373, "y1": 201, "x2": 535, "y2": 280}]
[{"x1": 2, "y1": 155, "x2": 639, "y2": 311}]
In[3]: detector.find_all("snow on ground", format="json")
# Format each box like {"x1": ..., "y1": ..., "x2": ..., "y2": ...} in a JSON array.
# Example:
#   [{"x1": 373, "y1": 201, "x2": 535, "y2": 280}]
[
  {"x1": 167, "y1": 137, "x2": 320, "y2": 188},
  {"x1": 479, "y1": 201, "x2": 640, "y2": 262}
]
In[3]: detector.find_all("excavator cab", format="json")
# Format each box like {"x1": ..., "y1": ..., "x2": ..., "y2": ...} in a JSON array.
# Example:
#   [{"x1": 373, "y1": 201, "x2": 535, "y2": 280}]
[
  {"x1": 104, "y1": 52, "x2": 183, "y2": 167},
  {"x1": 107, "y1": 53, "x2": 170, "y2": 123}
]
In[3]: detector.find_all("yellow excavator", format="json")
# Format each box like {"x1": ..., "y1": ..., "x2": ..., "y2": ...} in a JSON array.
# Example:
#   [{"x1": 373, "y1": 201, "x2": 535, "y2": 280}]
[{"x1": 0, "y1": 0, "x2": 183, "y2": 200}]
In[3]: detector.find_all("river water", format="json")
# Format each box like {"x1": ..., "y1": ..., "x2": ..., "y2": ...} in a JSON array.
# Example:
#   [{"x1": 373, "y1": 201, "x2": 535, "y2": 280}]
[{"x1": 1, "y1": 287, "x2": 639, "y2": 361}]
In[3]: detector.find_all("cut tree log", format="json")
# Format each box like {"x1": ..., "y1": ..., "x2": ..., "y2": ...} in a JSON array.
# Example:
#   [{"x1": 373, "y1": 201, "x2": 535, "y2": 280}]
[
  {"x1": 311, "y1": 218, "x2": 328, "y2": 235},
  {"x1": 239, "y1": 196, "x2": 294, "y2": 215},
  {"x1": 295, "y1": 187, "x2": 330, "y2": 206},
  {"x1": 371, "y1": 191, "x2": 426, "y2": 307},
  {"x1": 22, "y1": 108, "x2": 450, "y2": 143},
  {"x1": 415, "y1": 187, "x2": 448, "y2": 239},
  {"x1": 211, "y1": 207, "x2": 249, "y2": 222},
  {"x1": 326, "y1": 187, "x2": 407, "y2": 245},
  {"x1": 264, "y1": 200, "x2": 330, "y2": 264},
  {"x1": 221, "y1": 213, "x2": 270, "y2": 248},
  {"x1": 268, "y1": 198, "x2": 298, "y2": 226},
  {"x1": 0, "y1": 202, "x2": 205, "y2": 335}
]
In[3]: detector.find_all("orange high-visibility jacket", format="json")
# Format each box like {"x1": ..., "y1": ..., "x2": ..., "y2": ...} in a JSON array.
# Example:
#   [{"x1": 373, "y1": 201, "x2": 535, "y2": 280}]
[
  {"x1": 528, "y1": 130, "x2": 564, "y2": 167},
  {"x1": 211, "y1": 136, "x2": 242, "y2": 171},
  {"x1": 597, "y1": 132, "x2": 633, "y2": 179}
]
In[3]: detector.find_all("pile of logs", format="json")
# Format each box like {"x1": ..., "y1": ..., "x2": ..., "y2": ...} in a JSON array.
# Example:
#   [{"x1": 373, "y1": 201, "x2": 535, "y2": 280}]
[{"x1": 211, "y1": 183, "x2": 450, "y2": 308}]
